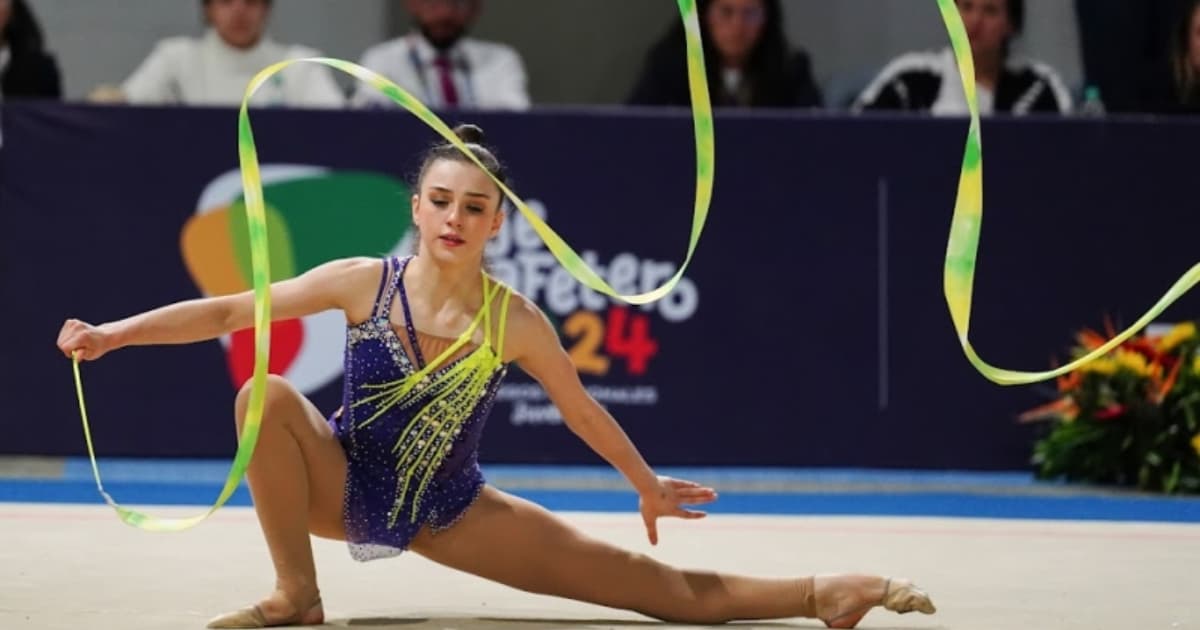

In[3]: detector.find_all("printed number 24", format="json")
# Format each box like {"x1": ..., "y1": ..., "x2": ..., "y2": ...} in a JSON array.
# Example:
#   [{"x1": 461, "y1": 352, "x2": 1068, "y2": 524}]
[{"x1": 564, "y1": 307, "x2": 659, "y2": 377}]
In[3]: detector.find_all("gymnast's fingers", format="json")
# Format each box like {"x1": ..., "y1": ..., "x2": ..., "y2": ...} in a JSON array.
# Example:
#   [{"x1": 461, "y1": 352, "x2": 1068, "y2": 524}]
[
  {"x1": 56, "y1": 319, "x2": 79, "y2": 351},
  {"x1": 674, "y1": 487, "x2": 717, "y2": 501}
]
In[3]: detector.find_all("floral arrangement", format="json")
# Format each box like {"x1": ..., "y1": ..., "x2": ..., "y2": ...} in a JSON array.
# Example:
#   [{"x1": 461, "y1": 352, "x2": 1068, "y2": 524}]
[{"x1": 1022, "y1": 320, "x2": 1200, "y2": 494}]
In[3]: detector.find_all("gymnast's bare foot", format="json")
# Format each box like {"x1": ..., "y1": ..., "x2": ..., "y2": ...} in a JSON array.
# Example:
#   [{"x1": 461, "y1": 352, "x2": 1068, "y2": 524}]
[
  {"x1": 815, "y1": 575, "x2": 936, "y2": 629},
  {"x1": 206, "y1": 588, "x2": 324, "y2": 628}
]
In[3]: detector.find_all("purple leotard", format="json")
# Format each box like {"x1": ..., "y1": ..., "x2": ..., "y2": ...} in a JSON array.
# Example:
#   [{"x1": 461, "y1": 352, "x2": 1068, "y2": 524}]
[{"x1": 329, "y1": 255, "x2": 509, "y2": 561}]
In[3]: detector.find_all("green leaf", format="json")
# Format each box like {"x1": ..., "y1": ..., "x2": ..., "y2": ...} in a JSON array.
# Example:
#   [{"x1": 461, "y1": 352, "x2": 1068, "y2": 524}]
[{"x1": 1166, "y1": 462, "x2": 1182, "y2": 494}]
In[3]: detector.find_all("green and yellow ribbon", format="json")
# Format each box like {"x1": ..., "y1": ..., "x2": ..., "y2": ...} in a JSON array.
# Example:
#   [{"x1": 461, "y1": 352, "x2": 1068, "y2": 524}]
[
  {"x1": 934, "y1": 0, "x2": 1200, "y2": 384},
  {"x1": 74, "y1": 0, "x2": 1193, "y2": 531},
  {"x1": 72, "y1": 0, "x2": 713, "y2": 531}
]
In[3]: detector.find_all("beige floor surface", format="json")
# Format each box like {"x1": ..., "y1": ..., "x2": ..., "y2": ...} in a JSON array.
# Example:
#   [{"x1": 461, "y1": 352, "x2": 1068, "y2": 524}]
[{"x1": 2, "y1": 503, "x2": 1198, "y2": 630}]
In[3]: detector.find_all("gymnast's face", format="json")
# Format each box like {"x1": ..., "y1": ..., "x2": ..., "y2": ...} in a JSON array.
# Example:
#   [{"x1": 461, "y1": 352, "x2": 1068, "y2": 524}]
[
  {"x1": 956, "y1": 0, "x2": 1013, "y2": 61},
  {"x1": 412, "y1": 159, "x2": 504, "y2": 266},
  {"x1": 705, "y1": 0, "x2": 766, "y2": 68},
  {"x1": 205, "y1": 0, "x2": 270, "y2": 50}
]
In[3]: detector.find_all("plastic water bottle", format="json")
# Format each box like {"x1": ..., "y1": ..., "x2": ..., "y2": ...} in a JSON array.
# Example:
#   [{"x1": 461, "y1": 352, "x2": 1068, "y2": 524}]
[{"x1": 1079, "y1": 86, "x2": 1106, "y2": 116}]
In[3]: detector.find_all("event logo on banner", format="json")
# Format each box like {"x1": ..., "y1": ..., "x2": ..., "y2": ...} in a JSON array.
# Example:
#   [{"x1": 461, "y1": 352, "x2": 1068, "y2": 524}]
[
  {"x1": 178, "y1": 169, "x2": 699, "y2": 421},
  {"x1": 484, "y1": 201, "x2": 701, "y2": 427},
  {"x1": 180, "y1": 165, "x2": 415, "y2": 393}
]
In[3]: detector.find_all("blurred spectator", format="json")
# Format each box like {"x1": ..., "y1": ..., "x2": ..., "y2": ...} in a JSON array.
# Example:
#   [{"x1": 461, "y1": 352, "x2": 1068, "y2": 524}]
[
  {"x1": 1074, "y1": 0, "x2": 1187, "y2": 114},
  {"x1": 1170, "y1": 0, "x2": 1200, "y2": 111},
  {"x1": 627, "y1": 0, "x2": 821, "y2": 109},
  {"x1": 92, "y1": 0, "x2": 344, "y2": 108},
  {"x1": 353, "y1": 0, "x2": 530, "y2": 110},
  {"x1": 855, "y1": 0, "x2": 1071, "y2": 116},
  {"x1": 1, "y1": 0, "x2": 62, "y2": 100},
  {"x1": 1151, "y1": 0, "x2": 1200, "y2": 113}
]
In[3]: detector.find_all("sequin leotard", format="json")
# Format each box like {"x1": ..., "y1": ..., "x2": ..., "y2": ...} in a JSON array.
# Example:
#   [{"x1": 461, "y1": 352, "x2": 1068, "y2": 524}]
[{"x1": 328, "y1": 255, "x2": 512, "y2": 562}]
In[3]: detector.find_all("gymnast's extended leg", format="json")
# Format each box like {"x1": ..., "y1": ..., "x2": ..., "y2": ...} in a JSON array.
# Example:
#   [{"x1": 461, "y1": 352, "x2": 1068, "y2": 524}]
[{"x1": 410, "y1": 486, "x2": 934, "y2": 627}]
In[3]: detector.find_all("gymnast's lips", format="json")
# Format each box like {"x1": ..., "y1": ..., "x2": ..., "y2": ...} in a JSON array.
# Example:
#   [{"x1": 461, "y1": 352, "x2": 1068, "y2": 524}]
[{"x1": 439, "y1": 234, "x2": 465, "y2": 247}]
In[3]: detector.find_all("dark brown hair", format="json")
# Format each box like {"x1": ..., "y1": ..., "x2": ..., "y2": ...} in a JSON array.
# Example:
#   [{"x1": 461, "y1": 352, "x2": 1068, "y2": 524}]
[
  {"x1": 3, "y1": 0, "x2": 47, "y2": 54},
  {"x1": 1173, "y1": 0, "x2": 1200, "y2": 104}
]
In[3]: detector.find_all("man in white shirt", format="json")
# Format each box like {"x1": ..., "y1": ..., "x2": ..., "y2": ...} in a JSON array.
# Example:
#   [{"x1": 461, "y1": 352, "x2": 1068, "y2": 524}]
[
  {"x1": 112, "y1": 0, "x2": 345, "y2": 108},
  {"x1": 353, "y1": 0, "x2": 530, "y2": 110}
]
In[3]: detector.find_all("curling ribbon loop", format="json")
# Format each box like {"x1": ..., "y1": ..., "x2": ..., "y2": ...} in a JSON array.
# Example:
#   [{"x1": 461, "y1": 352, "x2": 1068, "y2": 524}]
[
  {"x1": 934, "y1": 0, "x2": 1200, "y2": 385},
  {"x1": 73, "y1": 0, "x2": 714, "y2": 531}
]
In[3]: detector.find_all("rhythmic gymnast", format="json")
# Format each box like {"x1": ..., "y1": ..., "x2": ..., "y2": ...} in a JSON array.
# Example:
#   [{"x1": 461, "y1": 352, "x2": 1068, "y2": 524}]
[{"x1": 56, "y1": 124, "x2": 936, "y2": 629}]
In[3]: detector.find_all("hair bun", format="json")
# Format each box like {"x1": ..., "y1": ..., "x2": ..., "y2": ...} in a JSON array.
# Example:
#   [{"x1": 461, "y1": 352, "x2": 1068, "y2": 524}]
[{"x1": 453, "y1": 124, "x2": 486, "y2": 145}]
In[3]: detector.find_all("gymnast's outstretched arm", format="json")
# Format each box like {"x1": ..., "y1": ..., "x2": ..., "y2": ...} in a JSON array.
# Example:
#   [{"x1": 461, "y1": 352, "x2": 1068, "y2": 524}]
[
  {"x1": 56, "y1": 257, "x2": 382, "y2": 361},
  {"x1": 501, "y1": 292, "x2": 717, "y2": 545}
]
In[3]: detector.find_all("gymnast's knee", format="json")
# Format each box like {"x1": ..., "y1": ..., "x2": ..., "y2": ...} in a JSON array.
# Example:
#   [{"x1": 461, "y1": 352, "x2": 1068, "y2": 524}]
[{"x1": 234, "y1": 374, "x2": 299, "y2": 431}]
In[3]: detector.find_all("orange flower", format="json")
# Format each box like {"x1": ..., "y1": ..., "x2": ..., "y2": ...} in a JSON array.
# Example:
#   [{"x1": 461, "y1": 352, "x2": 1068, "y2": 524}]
[
  {"x1": 1153, "y1": 357, "x2": 1183, "y2": 404},
  {"x1": 1076, "y1": 328, "x2": 1108, "y2": 351},
  {"x1": 1057, "y1": 371, "x2": 1081, "y2": 393},
  {"x1": 1018, "y1": 398, "x2": 1078, "y2": 423}
]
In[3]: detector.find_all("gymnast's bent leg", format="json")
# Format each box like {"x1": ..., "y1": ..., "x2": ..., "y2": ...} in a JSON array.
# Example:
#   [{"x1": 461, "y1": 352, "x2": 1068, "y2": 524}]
[{"x1": 207, "y1": 375, "x2": 349, "y2": 629}]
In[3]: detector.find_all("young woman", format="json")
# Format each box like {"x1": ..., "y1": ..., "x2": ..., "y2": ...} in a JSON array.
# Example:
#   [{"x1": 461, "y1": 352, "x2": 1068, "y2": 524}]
[
  {"x1": 1164, "y1": 0, "x2": 1200, "y2": 113},
  {"x1": 57, "y1": 124, "x2": 935, "y2": 629},
  {"x1": 855, "y1": 0, "x2": 1071, "y2": 116},
  {"x1": 628, "y1": 0, "x2": 822, "y2": 109},
  {"x1": 0, "y1": 0, "x2": 62, "y2": 100}
]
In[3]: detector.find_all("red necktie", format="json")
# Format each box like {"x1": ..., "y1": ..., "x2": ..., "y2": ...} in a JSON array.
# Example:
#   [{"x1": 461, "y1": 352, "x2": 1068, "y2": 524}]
[{"x1": 433, "y1": 54, "x2": 459, "y2": 107}]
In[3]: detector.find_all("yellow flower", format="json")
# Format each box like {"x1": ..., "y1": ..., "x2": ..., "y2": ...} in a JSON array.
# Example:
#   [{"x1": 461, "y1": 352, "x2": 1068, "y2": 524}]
[
  {"x1": 1193, "y1": 433, "x2": 1200, "y2": 457},
  {"x1": 1081, "y1": 358, "x2": 1118, "y2": 375},
  {"x1": 1194, "y1": 355, "x2": 1200, "y2": 376},
  {"x1": 1114, "y1": 349, "x2": 1151, "y2": 376},
  {"x1": 1157, "y1": 322, "x2": 1196, "y2": 353}
]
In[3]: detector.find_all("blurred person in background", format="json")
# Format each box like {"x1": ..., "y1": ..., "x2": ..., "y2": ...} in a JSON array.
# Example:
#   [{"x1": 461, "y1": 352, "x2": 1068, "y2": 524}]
[
  {"x1": 1, "y1": 0, "x2": 62, "y2": 100},
  {"x1": 353, "y1": 0, "x2": 530, "y2": 110},
  {"x1": 855, "y1": 0, "x2": 1071, "y2": 116},
  {"x1": 1151, "y1": 0, "x2": 1200, "y2": 113},
  {"x1": 627, "y1": 0, "x2": 822, "y2": 109},
  {"x1": 91, "y1": 0, "x2": 344, "y2": 108},
  {"x1": 1074, "y1": 0, "x2": 1188, "y2": 114}
]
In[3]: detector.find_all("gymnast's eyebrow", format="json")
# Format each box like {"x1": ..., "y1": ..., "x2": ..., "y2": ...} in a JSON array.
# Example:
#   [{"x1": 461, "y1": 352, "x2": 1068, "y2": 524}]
[{"x1": 431, "y1": 186, "x2": 492, "y2": 198}]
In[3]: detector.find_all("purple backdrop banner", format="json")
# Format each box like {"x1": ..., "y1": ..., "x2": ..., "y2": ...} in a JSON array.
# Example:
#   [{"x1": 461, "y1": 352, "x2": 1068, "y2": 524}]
[{"x1": 3, "y1": 102, "x2": 1199, "y2": 470}]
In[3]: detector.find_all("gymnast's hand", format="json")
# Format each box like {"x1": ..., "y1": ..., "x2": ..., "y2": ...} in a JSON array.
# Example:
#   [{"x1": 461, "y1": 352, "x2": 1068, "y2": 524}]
[
  {"x1": 639, "y1": 476, "x2": 718, "y2": 545},
  {"x1": 57, "y1": 319, "x2": 115, "y2": 362}
]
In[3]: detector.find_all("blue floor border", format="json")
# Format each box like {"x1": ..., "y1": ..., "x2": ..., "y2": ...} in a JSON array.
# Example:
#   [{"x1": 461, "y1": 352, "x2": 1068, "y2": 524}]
[
  {"x1": 2, "y1": 459, "x2": 1199, "y2": 524},
  {"x1": 48, "y1": 459, "x2": 1047, "y2": 487},
  {"x1": 3, "y1": 481, "x2": 1200, "y2": 523}
]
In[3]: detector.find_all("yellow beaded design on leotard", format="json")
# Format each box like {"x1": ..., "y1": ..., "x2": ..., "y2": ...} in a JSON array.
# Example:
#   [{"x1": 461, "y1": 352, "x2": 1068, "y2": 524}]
[{"x1": 350, "y1": 274, "x2": 512, "y2": 527}]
